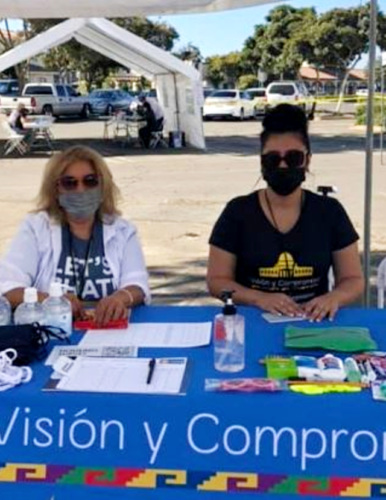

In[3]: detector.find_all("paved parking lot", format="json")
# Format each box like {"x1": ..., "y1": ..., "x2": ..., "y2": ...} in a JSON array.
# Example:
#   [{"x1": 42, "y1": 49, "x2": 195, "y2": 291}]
[{"x1": 0, "y1": 116, "x2": 384, "y2": 305}]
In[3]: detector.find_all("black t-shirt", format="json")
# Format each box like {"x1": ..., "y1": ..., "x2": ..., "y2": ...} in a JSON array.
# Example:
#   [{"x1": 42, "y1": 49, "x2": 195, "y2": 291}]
[{"x1": 209, "y1": 190, "x2": 359, "y2": 302}]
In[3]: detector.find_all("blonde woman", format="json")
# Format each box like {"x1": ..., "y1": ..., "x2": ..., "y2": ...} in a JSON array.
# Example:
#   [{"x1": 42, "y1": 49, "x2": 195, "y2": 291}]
[{"x1": 0, "y1": 145, "x2": 150, "y2": 326}]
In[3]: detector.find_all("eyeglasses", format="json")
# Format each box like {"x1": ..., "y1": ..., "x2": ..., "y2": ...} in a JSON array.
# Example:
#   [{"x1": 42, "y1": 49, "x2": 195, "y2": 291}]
[
  {"x1": 261, "y1": 150, "x2": 307, "y2": 170},
  {"x1": 58, "y1": 174, "x2": 99, "y2": 191}
]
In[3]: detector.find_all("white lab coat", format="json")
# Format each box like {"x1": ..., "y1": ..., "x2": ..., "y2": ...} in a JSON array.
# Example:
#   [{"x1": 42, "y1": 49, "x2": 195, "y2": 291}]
[{"x1": 0, "y1": 211, "x2": 151, "y2": 302}]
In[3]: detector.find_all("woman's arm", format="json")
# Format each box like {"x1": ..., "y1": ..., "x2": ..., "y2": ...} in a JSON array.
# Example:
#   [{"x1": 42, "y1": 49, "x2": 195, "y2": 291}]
[
  {"x1": 331, "y1": 242, "x2": 364, "y2": 304},
  {"x1": 4, "y1": 288, "x2": 48, "y2": 309},
  {"x1": 207, "y1": 245, "x2": 303, "y2": 316}
]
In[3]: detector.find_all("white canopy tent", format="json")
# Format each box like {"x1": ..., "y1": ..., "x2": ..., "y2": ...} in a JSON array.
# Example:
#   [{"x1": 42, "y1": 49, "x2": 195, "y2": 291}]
[
  {"x1": 0, "y1": 0, "x2": 280, "y2": 18},
  {"x1": 0, "y1": 17, "x2": 206, "y2": 149}
]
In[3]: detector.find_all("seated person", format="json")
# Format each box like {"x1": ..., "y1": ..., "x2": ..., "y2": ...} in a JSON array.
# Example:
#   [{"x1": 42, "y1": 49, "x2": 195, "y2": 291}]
[
  {"x1": 0, "y1": 145, "x2": 150, "y2": 326},
  {"x1": 8, "y1": 103, "x2": 29, "y2": 133},
  {"x1": 207, "y1": 104, "x2": 364, "y2": 322},
  {"x1": 138, "y1": 93, "x2": 164, "y2": 148}
]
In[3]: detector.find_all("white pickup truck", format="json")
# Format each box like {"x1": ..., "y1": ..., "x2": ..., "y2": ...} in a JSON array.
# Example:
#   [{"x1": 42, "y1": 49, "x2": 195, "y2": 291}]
[{"x1": 0, "y1": 83, "x2": 91, "y2": 118}]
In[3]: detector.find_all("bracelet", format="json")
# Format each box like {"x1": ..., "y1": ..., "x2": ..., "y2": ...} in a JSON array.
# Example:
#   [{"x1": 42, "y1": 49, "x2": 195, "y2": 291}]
[{"x1": 119, "y1": 288, "x2": 134, "y2": 307}]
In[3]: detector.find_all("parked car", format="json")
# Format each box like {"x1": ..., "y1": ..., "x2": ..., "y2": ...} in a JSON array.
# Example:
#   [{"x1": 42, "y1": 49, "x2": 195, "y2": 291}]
[
  {"x1": 0, "y1": 79, "x2": 19, "y2": 96},
  {"x1": 245, "y1": 87, "x2": 267, "y2": 115},
  {"x1": 89, "y1": 89, "x2": 134, "y2": 115},
  {"x1": 356, "y1": 87, "x2": 369, "y2": 97},
  {"x1": 265, "y1": 81, "x2": 314, "y2": 118},
  {"x1": 0, "y1": 82, "x2": 91, "y2": 117},
  {"x1": 203, "y1": 89, "x2": 256, "y2": 120}
]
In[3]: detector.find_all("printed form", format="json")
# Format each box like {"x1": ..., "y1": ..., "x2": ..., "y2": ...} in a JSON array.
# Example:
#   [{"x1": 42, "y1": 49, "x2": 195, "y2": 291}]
[
  {"x1": 78, "y1": 322, "x2": 212, "y2": 348},
  {"x1": 55, "y1": 357, "x2": 188, "y2": 394}
]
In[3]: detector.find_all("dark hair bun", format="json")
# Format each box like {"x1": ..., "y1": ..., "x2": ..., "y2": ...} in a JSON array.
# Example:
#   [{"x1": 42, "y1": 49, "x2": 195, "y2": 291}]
[{"x1": 262, "y1": 103, "x2": 308, "y2": 134}]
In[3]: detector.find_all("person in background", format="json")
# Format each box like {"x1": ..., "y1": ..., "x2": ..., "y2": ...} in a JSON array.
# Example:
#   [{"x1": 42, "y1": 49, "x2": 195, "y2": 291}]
[
  {"x1": 8, "y1": 102, "x2": 29, "y2": 133},
  {"x1": 207, "y1": 104, "x2": 363, "y2": 322},
  {"x1": 0, "y1": 145, "x2": 150, "y2": 326},
  {"x1": 138, "y1": 93, "x2": 164, "y2": 148}
]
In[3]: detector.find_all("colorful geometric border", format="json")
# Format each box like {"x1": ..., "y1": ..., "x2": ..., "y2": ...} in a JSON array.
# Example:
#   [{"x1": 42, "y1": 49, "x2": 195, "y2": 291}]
[{"x1": 1, "y1": 463, "x2": 386, "y2": 496}]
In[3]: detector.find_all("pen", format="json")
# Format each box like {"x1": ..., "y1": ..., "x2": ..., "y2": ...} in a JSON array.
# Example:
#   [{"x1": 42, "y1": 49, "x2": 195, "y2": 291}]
[{"x1": 146, "y1": 358, "x2": 156, "y2": 384}]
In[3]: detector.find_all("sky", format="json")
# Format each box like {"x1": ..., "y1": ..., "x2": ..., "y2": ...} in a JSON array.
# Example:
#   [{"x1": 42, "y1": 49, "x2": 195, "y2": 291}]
[{"x1": 155, "y1": 0, "x2": 386, "y2": 64}]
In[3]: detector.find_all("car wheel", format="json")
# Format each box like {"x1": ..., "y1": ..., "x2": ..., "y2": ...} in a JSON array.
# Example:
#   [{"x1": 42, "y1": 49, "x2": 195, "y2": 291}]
[
  {"x1": 239, "y1": 108, "x2": 245, "y2": 121},
  {"x1": 80, "y1": 104, "x2": 91, "y2": 119},
  {"x1": 106, "y1": 104, "x2": 114, "y2": 116},
  {"x1": 42, "y1": 104, "x2": 53, "y2": 116}
]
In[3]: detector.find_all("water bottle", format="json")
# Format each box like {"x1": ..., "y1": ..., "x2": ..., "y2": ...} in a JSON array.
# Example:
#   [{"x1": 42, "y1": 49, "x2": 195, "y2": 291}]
[
  {"x1": 43, "y1": 282, "x2": 72, "y2": 337},
  {"x1": 214, "y1": 291, "x2": 245, "y2": 372},
  {"x1": 0, "y1": 294, "x2": 11, "y2": 326},
  {"x1": 14, "y1": 287, "x2": 45, "y2": 325}
]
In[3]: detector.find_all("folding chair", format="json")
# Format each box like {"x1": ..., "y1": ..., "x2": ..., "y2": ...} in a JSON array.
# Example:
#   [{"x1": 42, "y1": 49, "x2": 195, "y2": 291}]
[
  {"x1": 0, "y1": 119, "x2": 28, "y2": 156},
  {"x1": 377, "y1": 257, "x2": 386, "y2": 308},
  {"x1": 149, "y1": 118, "x2": 168, "y2": 149}
]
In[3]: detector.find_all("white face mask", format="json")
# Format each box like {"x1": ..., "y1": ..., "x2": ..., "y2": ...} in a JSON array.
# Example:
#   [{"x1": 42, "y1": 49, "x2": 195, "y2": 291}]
[{"x1": 58, "y1": 187, "x2": 102, "y2": 220}]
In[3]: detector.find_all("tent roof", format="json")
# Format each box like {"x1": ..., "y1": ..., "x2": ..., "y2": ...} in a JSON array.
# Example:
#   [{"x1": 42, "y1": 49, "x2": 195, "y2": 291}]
[
  {"x1": 0, "y1": 18, "x2": 200, "y2": 81},
  {"x1": 0, "y1": 0, "x2": 280, "y2": 18}
]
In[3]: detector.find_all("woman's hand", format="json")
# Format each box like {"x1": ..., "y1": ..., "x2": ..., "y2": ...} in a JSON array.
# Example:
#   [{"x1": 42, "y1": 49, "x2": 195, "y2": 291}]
[
  {"x1": 302, "y1": 293, "x2": 340, "y2": 322},
  {"x1": 94, "y1": 291, "x2": 129, "y2": 327},
  {"x1": 256, "y1": 292, "x2": 304, "y2": 317},
  {"x1": 65, "y1": 293, "x2": 84, "y2": 320}
]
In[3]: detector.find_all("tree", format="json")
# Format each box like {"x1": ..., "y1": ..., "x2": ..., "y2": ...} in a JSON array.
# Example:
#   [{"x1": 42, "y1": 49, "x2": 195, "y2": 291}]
[
  {"x1": 0, "y1": 19, "x2": 30, "y2": 88},
  {"x1": 174, "y1": 43, "x2": 202, "y2": 69},
  {"x1": 241, "y1": 6, "x2": 317, "y2": 82},
  {"x1": 205, "y1": 52, "x2": 243, "y2": 88}
]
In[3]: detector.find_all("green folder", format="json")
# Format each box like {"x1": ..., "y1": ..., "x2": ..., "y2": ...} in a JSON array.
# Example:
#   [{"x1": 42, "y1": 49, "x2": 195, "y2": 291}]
[{"x1": 285, "y1": 325, "x2": 378, "y2": 352}]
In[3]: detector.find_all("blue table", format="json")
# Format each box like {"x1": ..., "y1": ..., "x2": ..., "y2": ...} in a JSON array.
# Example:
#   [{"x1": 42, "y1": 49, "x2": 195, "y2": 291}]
[{"x1": 1, "y1": 306, "x2": 386, "y2": 500}]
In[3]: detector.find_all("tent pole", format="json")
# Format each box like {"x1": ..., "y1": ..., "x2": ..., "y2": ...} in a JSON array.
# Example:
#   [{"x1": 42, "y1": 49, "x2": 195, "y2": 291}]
[
  {"x1": 173, "y1": 72, "x2": 180, "y2": 130},
  {"x1": 363, "y1": 0, "x2": 378, "y2": 306}
]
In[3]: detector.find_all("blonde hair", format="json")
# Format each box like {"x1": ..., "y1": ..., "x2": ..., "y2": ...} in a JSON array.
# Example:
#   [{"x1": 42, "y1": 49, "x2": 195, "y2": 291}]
[{"x1": 35, "y1": 145, "x2": 121, "y2": 223}]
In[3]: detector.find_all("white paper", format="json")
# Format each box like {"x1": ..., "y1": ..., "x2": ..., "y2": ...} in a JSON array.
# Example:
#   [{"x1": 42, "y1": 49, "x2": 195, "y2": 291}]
[
  {"x1": 45, "y1": 345, "x2": 138, "y2": 366},
  {"x1": 55, "y1": 357, "x2": 187, "y2": 394},
  {"x1": 78, "y1": 322, "x2": 212, "y2": 348},
  {"x1": 262, "y1": 313, "x2": 306, "y2": 324}
]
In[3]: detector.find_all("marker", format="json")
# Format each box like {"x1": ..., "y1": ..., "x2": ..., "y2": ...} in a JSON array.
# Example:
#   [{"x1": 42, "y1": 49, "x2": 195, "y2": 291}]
[{"x1": 146, "y1": 358, "x2": 156, "y2": 384}]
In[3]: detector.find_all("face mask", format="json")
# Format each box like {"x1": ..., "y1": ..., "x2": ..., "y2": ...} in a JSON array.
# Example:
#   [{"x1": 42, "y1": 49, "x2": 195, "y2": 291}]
[
  {"x1": 262, "y1": 166, "x2": 305, "y2": 196},
  {"x1": 58, "y1": 187, "x2": 102, "y2": 219}
]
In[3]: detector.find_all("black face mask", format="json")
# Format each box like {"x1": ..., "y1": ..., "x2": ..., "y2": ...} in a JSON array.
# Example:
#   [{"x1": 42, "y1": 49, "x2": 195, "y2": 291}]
[{"x1": 262, "y1": 166, "x2": 306, "y2": 196}]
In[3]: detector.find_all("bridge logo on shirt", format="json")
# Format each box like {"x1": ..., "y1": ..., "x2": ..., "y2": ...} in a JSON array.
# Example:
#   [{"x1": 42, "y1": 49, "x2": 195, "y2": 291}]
[{"x1": 259, "y1": 252, "x2": 313, "y2": 279}]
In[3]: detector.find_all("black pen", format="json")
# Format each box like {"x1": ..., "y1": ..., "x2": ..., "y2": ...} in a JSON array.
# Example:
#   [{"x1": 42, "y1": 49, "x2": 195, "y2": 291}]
[{"x1": 146, "y1": 358, "x2": 156, "y2": 384}]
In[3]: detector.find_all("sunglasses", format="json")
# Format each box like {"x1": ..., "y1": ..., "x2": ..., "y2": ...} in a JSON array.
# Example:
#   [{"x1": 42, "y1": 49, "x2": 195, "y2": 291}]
[
  {"x1": 261, "y1": 150, "x2": 307, "y2": 170},
  {"x1": 58, "y1": 174, "x2": 99, "y2": 191}
]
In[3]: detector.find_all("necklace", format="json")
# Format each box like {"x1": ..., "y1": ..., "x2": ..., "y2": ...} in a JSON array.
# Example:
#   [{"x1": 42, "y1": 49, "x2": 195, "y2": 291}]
[
  {"x1": 264, "y1": 189, "x2": 305, "y2": 233},
  {"x1": 67, "y1": 222, "x2": 95, "y2": 300}
]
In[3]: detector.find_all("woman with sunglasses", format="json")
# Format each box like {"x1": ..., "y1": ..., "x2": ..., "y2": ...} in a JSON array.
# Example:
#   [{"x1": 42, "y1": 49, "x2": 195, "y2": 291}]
[
  {"x1": 207, "y1": 104, "x2": 363, "y2": 322},
  {"x1": 0, "y1": 145, "x2": 150, "y2": 326}
]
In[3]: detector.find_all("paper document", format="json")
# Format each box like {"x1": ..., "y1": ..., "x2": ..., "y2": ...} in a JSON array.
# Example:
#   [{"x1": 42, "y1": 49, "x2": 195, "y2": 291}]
[
  {"x1": 51, "y1": 357, "x2": 188, "y2": 394},
  {"x1": 79, "y1": 322, "x2": 212, "y2": 348},
  {"x1": 45, "y1": 345, "x2": 138, "y2": 366},
  {"x1": 262, "y1": 313, "x2": 306, "y2": 324}
]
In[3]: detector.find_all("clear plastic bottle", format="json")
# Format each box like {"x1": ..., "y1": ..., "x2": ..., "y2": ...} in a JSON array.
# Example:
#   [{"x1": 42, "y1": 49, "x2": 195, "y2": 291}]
[
  {"x1": 0, "y1": 294, "x2": 11, "y2": 326},
  {"x1": 14, "y1": 287, "x2": 45, "y2": 325},
  {"x1": 43, "y1": 282, "x2": 72, "y2": 337},
  {"x1": 214, "y1": 291, "x2": 245, "y2": 372}
]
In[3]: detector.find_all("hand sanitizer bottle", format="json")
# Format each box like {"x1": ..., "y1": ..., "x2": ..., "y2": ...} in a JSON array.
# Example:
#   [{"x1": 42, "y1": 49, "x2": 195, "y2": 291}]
[
  {"x1": 14, "y1": 287, "x2": 45, "y2": 325},
  {"x1": 43, "y1": 282, "x2": 72, "y2": 337},
  {"x1": 0, "y1": 294, "x2": 11, "y2": 326},
  {"x1": 214, "y1": 291, "x2": 245, "y2": 372}
]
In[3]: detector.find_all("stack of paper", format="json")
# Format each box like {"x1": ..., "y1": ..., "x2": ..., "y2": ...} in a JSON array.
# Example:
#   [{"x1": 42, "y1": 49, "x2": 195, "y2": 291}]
[{"x1": 47, "y1": 357, "x2": 188, "y2": 395}]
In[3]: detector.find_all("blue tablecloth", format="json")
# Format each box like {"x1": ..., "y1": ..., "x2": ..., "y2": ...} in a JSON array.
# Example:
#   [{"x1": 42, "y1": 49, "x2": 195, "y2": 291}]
[{"x1": 1, "y1": 305, "x2": 386, "y2": 500}]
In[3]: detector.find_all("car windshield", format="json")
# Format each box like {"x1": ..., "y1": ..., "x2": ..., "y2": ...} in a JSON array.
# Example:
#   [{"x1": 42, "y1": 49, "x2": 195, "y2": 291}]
[
  {"x1": 269, "y1": 85, "x2": 295, "y2": 96},
  {"x1": 210, "y1": 91, "x2": 237, "y2": 98},
  {"x1": 248, "y1": 90, "x2": 266, "y2": 98}
]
